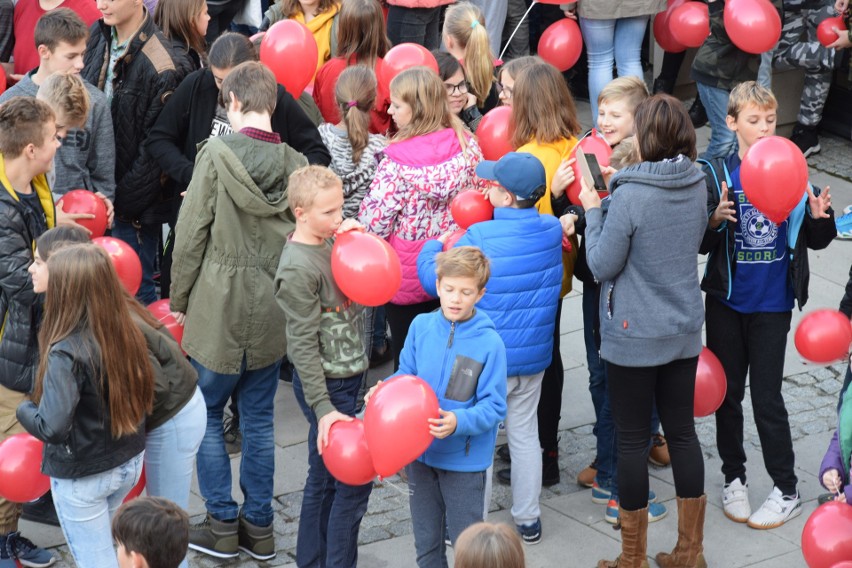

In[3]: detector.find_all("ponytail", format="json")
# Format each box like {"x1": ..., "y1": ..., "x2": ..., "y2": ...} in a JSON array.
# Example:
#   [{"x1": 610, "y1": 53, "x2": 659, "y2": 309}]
[
  {"x1": 336, "y1": 65, "x2": 377, "y2": 163},
  {"x1": 444, "y1": 2, "x2": 494, "y2": 107}
]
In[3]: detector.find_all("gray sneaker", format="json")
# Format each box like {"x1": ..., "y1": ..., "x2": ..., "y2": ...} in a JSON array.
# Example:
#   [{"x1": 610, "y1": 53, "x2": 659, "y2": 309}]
[
  {"x1": 188, "y1": 515, "x2": 239, "y2": 558},
  {"x1": 238, "y1": 517, "x2": 276, "y2": 561}
]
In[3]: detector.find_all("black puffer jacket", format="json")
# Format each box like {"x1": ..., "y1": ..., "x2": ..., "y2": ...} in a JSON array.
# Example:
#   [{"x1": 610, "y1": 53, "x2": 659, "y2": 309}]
[
  {"x1": 16, "y1": 332, "x2": 146, "y2": 479},
  {"x1": 698, "y1": 156, "x2": 836, "y2": 310},
  {"x1": 0, "y1": 176, "x2": 54, "y2": 393},
  {"x1": 82, "y1": 13, "x2": 192, "y2": 224}
]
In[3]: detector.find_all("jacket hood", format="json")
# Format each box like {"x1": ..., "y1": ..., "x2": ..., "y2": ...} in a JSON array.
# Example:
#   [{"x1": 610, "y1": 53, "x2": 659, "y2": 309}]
[
  {"x1": 383, "y1": 128, "x2": 472, "y2": 201},
  {"x1": 202, "y1": 135, "x2": 292, "y2": 218},
  {"x1": 610, "y1": 156, "x2": 705, "y2": 193}
]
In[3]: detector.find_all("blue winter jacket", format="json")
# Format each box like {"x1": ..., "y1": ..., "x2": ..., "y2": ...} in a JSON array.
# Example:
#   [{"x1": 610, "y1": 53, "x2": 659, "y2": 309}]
[
  {"x1": 396, "y1": 309, "x2": 508, "y2": 473},
  {"x1": 417, "y1": 207, "x2": 563, "y2": 376}
]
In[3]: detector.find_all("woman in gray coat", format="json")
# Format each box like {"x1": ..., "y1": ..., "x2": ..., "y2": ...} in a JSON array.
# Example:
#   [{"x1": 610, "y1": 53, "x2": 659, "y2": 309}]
[{"x1": 578, "y1": 95, "x2": 708, "y2": 568}]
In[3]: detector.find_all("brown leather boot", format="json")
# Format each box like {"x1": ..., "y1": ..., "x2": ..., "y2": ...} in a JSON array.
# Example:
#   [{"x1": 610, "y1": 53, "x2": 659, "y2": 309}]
[
  {"x1": 655, "y1": 495, "x2": 707, "y2": 568},
  {"x1": 597, "y1": 507, "x2": 650, "y2": 568}
]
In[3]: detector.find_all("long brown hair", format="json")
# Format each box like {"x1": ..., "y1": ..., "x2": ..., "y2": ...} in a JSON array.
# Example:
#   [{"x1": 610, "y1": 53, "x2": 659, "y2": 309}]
[
  {"x1": 390, "y1": 67, "x2": 468, "y2": 149},
  {"x1": 336, "y1": 66, "x2": 377, "y2": 162},
  {"x1": 33, "y1": 244, "x2": 154, "y2": 438},
  {"x1": 336, "y1": 0, "x2": 389, "y2": 65},
  {"x1": 278, "y1": 0, "x2": 338, "y2": 18},
  {"x1": 442, "y1": 2, "x2": 493, "y2": 107},
  {"x1": 155, "y1": 0, "x2": 208, "y2": 58},
  {"x1": 510, "y1": 62, "x2": 581, "y2": 149}
]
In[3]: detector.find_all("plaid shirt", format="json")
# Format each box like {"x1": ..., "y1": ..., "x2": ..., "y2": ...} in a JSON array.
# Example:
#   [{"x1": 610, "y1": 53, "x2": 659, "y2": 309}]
[{"x1": 0, "y1": 0, "x2": 13, "y2": 63}]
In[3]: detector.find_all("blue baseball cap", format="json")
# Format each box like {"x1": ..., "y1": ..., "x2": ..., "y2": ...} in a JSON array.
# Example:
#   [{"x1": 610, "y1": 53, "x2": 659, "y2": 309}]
[{"x1": 475, "y1": 152, "x2": 547, "y2": 201}]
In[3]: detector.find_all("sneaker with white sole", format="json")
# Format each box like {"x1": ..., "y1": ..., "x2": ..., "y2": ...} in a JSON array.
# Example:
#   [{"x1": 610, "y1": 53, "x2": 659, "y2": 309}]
[
  {"x1": 604, "y1": 498, "x2": 667, "y2": 524},
  {"x1": 591, "y1": 481, "x2": 657, "y2": 504},
  {"x1": 747, "y1": 487, "x2": 802, "y2": 529},
  {"x1": 836, "y1": 211, "x2": 852, "y2": 240},
  {"x1": 722, "y1": 478, "x2": 751, "y2": 523}
]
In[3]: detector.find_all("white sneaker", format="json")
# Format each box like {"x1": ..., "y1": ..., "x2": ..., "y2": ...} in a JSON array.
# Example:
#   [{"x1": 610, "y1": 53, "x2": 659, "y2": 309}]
[
  {"x1": 747, "y1": 487, "x2": 802, "y2": 530},
  {"x1": 722, "y1": 478, "x2": 751, "y2": 523}
]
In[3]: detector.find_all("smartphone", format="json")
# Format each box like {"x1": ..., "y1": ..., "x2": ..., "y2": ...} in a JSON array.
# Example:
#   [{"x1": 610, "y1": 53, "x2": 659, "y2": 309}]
[{"x1": 576, "y1": 148, "x2": 607, "y2": 192}]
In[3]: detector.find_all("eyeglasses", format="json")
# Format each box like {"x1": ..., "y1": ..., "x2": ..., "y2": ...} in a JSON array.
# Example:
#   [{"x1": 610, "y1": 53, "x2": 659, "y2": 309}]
[
  {"x1": 495, "y1": 82, "x2": 513, "y2": 99},
  {"x1": 444, "y1": 80, "x2": 469, "y2": 96}
]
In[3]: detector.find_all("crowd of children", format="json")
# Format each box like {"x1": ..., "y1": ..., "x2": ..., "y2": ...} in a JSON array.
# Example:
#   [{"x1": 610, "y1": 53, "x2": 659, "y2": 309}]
[{"x1": 0, "y1": 0, "x2": 849, "y2": 567}]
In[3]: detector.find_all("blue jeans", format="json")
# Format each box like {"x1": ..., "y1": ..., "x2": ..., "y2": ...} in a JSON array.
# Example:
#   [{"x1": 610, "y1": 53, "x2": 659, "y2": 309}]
[
  {"x1": 386, "y1": 6, "x2": 442, "y2": 50},
  {"x1": 583, "y1": 283, "x2": 606, "y2": 424},
  {"x1": 292, "y1": 371, "x2": 372, "y2": 568},
  {"x1": 407, "y1": 459, "x2": 486, "y2": 568},
  {"x1": 697, "y1": 82, "x2": 738, "y2": 160},
  {"x1": 111, "y1": 220, "x2": 160, "y2": 305},
  {"x1": 579, "y1": 16, "x2": 650, "y2": 121},
  {"x1": 52, "y1": 452, "x2": 144, "y2": 568},
  {"x1": 193, "y1": 357, "x2": 280, "y2": 526}
]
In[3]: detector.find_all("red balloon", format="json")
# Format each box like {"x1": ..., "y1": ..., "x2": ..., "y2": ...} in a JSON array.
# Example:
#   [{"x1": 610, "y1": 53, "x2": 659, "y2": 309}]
[
  {"x1": 322, "y1": 419, "x2": 376, "y2": 486},
  {"x1": 259, "y1": 20, "x2": 318, "y2": 95},
  {"x1": 92, "y1": 237, "x2": 143, "y2": 296},
  {"x1": 443, "y1": 229, "x2": 467, "y2": 251},
  {"x1": 331, "y1": 231, "x2": 402, "y2": 307},
  {"x1": 451, "y1": 190, "x2": 494, "y2": 230},
  {"x1": 795, "y1": 310, "x2": 852, "y2": 364},
  {"x1": 740, "y1": 136, "x2": 808, "y2": 224},
  {"x1": 380, "y1": 43, "x2": 439, "y2": 92},
  {"x1": 476, "y1": 106, "x2": 514, "y2": 161},
  {"x1": 694, "y1": 347, "x2": 727, "y2": 418},
  {"x1": 0, "y1": 434, "x2": 49, "y2": 503},
  {"x1": 0, "y1": 65, "x2": 6, "y2": 95},
  {"x1": 56, "y1": 190, "x2": 108, "y2": 238},
  {"x1": 724, "y1": 0, "x2": 782, "y2": 54},
  {"x1": 669, "y1": 2, "x2": 710, "y2": 48},
  {"x1": 123, "y1": 467, "x2": 146, "y2": 503},
  {"x1": 653, "y1": 12, "x2": 686, "y2": 53},
  {"x1": 146, "y1": 299, "x2": 185, "y2": 349},
  {"x1": 567, "y1": 131, "x2": 613, "y2": 205},
  {"x1": 832, "y1": 563, "x2": 852, "y2": 568},
  {"x1": 538, "y1": 18, "x2": 583, "y2": 72},
  {"x1": 817, "y1": 16, "x2": 848, "y2": 47},
  {"x1": 802, "y1": 502, "x2": 852, "y2": 568},
  {"x1": 364, "y1": 375, "x2": 439, "y2": 478}
]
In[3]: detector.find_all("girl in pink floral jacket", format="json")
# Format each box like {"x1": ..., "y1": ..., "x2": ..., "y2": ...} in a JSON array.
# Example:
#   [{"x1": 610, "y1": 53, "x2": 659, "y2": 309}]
[{"x1": 359, "y1": 66, "x2": 484, "y2": 367}]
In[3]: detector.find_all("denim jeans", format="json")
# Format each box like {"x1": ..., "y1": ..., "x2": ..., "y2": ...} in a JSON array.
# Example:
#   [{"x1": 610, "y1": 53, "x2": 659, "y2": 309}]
[
  {"x1": 52, "y1": 452, "x2": 144, "y2": 568},
  {"x1": 506, "y1": 372, "x2": 544, "y2": 525},
  {"x1": 111, "y1": 220, "x2": 160, "y2": 306},
  {"x1": 583, "y1": 283, "x2": 606, "y2": 424},
  {"x1": 579, "y1": 16, "x2": 649, "y2": 121},
  {"x1": 696, "y1": 82, "x2": 738, "y2": 160},
  {"x1": 386, "y1": 6, "x2": 442, "y2": 50},
  {"x1": 193, "y1": 357, "x2": 280, "y2": 526},
  {"x1": 292, "y1": 370, "x2": 372, "y2": 568},
  {"x1": 407, "y1": 459, "x2": 486, "y2": 568}
]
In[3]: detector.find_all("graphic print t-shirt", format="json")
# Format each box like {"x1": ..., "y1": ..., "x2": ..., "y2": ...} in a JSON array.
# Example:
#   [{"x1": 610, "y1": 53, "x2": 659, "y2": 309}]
[
  {"x1": 210, "y1": 103, "x2": 232, "y2": 138},
  {"x1": 722, "y1": 154, "x2": 795, "y2": 313}
]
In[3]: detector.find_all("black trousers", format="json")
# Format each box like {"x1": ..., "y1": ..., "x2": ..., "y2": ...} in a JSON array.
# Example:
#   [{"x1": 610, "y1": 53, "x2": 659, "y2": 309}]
[
  {"x1": 706, "y1": 294, "x2": 798, "y2": 495},
  {"x1": 537, "y1": 299, "x2": 564, "y2": 452},
  {"x1": 607, "y1": 356, "x2": 704, "y2": 511},
  {"x1": 385, "y1": 299, "x2": 441, "y2": 371}
]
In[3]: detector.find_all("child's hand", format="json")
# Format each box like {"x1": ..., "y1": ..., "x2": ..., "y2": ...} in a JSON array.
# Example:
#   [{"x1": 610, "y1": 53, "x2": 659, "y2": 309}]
[
  {"x1": 95, "y1": 192, "x2": 115, "y2": 228},
  {"x1": 336, "y1": 219, "x2": 364, "y2": 235},
  {"x1": 808, "y1": 184, "x2": 832, "y2": 219},
  {"x1": 710, "y1": 181, "x2": 737, "y2": 229},
  {"x1": 600, "y1": 165, "x2": 617, "y2": 188},
  {"x1": 55, "y1": 200, "x2": 96, "y2": 235},
  {"x1": 428, "y1": 409, "x2": 457, "y2": 439},
  {"x1": 835, "y1": 0, "x2": 848, "y2": 14},
  {"x1": 552, "y1": 158, "x2": 576, "y2": 199},
  {"x1": 577, "y1": 176, "x2": 601, "y2": 210},
  {"x1": 827, "y1": 31, "x2": 852, "y2": 49},
  {"x1": 317, "y1": 410, "x2": 353, "y2": 455},
  {"x1": 562, "y1": 2, "x2": 577, "y2": 19},
  {"x1": 171, "y1": 311, "x2": 186, "y2": 326},
  {"x1": 824, "y1": 468, "x2": 843, "y2": 494},
  {"x1": 363, "y1": 381, "x2": 382, "y2": 406},
  {"x1": 560, "y1": 213, "x2": 578, "y2": 237}
]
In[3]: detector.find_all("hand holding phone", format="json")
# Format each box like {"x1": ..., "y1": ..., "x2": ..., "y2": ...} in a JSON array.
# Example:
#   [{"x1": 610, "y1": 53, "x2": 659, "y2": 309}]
[{"x1": 576, "y1": 148, "x2": 608, "y2": 192}]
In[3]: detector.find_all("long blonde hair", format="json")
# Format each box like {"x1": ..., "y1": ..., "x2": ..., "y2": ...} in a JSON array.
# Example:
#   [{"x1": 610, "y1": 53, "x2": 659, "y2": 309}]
[
  {"x1": 390, "y1": 67, "x2": 468, "y2": 149},
  {"x1": 442, "y1": 2, "x2": 494, "y2": 107},
  {"x1": 336, "y1": 65, "x2": 377, "y2": 163},
  {"x1": 511, "y1": 62, "x2": 581, "y2": 148},
  {"x1": 33, "y1": 244, "x2": 154, "y2": 438}
]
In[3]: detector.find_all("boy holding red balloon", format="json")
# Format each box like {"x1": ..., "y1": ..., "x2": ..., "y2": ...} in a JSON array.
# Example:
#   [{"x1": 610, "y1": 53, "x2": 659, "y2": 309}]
[
  {"x1": 700, "y1": 81, "x2": 835, "y2": 530},
  {"x1": 274, "y1": 165, "x2": 372, "y2": 568}
]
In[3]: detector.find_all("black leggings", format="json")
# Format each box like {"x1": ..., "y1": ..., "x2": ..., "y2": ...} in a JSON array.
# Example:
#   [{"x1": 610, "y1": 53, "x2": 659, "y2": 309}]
[
  {"x1": 385, "y1": 299, "x2": 441, "y2": 370},
  {"x1": 606, "y1": 357, "x2": 704, "y2": 511}
]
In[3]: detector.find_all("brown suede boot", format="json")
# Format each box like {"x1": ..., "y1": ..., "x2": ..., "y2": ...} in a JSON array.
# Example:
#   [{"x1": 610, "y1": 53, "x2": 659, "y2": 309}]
[
  {"x1": 655, "y1": 495, "x2": 707, "y2": 568},
  {"x1": 597, "y1": 507, "x2": 650, "y2": 568}
]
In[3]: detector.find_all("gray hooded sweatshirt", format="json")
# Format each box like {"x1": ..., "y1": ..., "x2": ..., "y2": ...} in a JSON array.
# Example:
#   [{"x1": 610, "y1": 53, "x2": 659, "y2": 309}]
[{"x1": 584, "y1": 156, "x2": 707, "y2": 367}]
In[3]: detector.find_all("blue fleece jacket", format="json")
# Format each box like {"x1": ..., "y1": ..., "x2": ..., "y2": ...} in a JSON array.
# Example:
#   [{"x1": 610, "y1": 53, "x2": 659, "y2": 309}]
[
  {"x1": 417, "y1": 208, "x2": 563, "y2": 376},
  {"x1": 396, "y1": 308, "x2": 507, "y2": 473}
]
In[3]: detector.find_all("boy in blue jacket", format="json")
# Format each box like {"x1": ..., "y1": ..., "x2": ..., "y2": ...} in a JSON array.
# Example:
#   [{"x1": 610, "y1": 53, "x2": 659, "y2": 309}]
[
  {"x1": 369, "y1": 246, "x2": 507, "y2": 568},
  {"x1": 417, "y1": 152, "x2": 562, "y2": 545},
  {"x1": 700, "y1": 81, "x2": 835, "y2": 530}
]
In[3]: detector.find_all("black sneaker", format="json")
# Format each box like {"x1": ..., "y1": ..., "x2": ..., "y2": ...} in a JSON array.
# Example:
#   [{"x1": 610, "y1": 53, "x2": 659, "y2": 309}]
[
  {"x1": 238, "y1": 517, "x2": 275, "y2": 561},
  {"x1": 21, "y1": 492, "x2": 60, "y2": 527},
  {"x1": 496, "y1": 443, "x2": 511, "y2": 462},
  {"x1": 496, "y1": 467, "x2": 511, "y2": 485},
  {"x1": 688, "y1": 96, "x2": 708, "y2": 129},
  {"x1": 790, "y1": 122, "x2": 821, "y2": 157},
  {"x1": 189, "y1": 515, "x2": 239, "y2": 559},
  {"x1": 2, "y1": 532, "x2": 55, "y2": 568},
  {"x1": 369, "y1": 341, "x2": 393, "y2": 369},
  {"x1": 653, "y1": 76, "x2": 675, "y2": 95},
  {"x1": 516, "y1": 518, "x2": 542, "y2": 545},
  {"x1": 223, "y1": 415, "x2": 241, "y2": 455}
]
